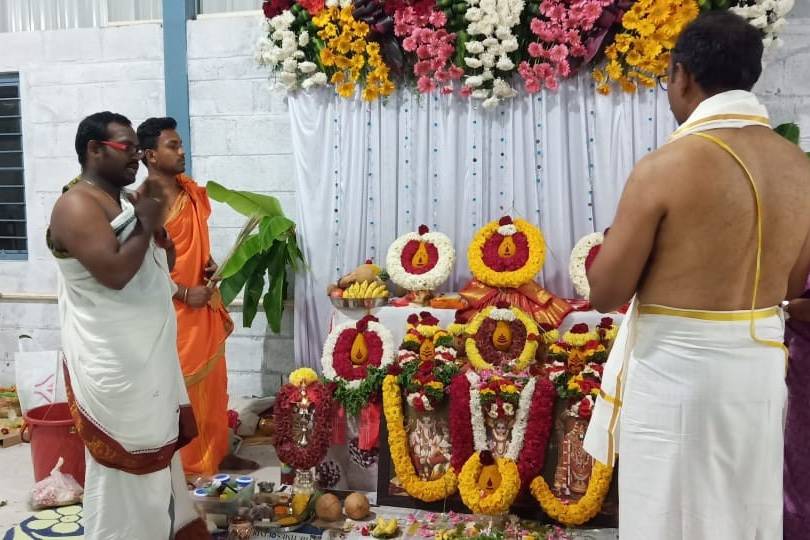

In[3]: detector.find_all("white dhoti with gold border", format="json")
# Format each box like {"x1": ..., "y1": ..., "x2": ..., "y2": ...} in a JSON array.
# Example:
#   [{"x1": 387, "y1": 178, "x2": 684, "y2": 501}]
[{"x1": 617, "y1": 307, "x2": 785, "y2": 540}]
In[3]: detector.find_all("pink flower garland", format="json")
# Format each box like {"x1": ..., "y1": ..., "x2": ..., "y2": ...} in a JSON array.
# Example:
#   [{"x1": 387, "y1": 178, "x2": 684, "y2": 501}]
[
  {"x1": 394, "y1": 6, "x2": 464, "y2": 94},
  {"x1": 518, "y1": 0, "x2": 612, "y2": 93}
]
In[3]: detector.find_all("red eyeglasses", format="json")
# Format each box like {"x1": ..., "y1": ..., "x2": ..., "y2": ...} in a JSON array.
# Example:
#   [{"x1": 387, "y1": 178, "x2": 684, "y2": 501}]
[{"x1": 99, "y1": 140, "x2": 144, "y2": 158}]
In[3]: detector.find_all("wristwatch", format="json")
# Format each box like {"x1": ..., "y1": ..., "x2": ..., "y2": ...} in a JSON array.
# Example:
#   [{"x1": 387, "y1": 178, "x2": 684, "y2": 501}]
[{"x1": 781, "y1": 300, "x2": 791, "y2": 321}]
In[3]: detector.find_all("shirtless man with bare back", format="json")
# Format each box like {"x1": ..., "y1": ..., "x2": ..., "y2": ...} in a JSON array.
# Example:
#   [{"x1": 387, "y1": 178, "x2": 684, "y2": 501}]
[{"x1": 584, "y1": 12, "x2": 810, "y2": 540}]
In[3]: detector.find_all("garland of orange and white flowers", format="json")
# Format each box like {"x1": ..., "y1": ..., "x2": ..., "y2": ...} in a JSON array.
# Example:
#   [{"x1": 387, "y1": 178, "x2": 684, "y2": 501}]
[
  {"x1": 568, "y1": 232, "x2": 604, "y2": 299},
  {"x1": 461, "y1": 0, "x2": 523, "y2": 109},
  {"x1": 529, "y1": 461, "x2": 614, "y2": 526},
  {"x1": 467, "y1": 216, "x2": 546, "y2": 288},
  {"x1": 465, "y1": 305, "x2": 539, "y2": 372},
  {"x1": 381, "y1": 374, "x2": 459, "y2": 502},
  {"x1": 386, "y1": 225, "x2": 455, "y2": 292}
]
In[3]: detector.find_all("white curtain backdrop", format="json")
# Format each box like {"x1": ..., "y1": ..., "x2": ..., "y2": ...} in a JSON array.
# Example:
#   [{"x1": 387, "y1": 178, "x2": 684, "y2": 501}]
[{"x1": 290, "y1": 73, "x2": 677, "y2": 368}]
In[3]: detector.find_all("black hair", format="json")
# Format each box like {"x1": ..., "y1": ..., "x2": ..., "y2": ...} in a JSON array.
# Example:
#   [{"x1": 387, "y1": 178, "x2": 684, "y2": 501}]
[
  {"x1": 673, "y1": 11, "x2": 764, "y2": 94},
  {"x1": 136, "y1": 117, "x2": 178, "y2": 164},
  {"x1": 74, "y1": 111, "x2": 131, "y2": 166}
]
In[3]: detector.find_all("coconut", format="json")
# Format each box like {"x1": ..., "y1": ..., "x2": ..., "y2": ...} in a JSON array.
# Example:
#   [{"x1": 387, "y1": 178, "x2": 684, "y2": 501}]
[
  {"x1": 315, "y1": 493, "x2": 342, "y2": 522},
  {"x1": 343, "y1": 492, "x2": 370, "y2": 520}
]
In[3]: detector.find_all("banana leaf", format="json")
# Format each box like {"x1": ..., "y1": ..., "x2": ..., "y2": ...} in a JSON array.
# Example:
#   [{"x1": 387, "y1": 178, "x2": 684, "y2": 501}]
[{"x1": 207, "y1": 181, "x2": 305, "y2": 331}]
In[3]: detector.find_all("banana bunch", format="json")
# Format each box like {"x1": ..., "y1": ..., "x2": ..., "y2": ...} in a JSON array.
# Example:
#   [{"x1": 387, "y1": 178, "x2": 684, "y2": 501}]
[
  {"x1": 343, "y1": 280, "x2": 388, "y2": 299},
  {"x1": 371, "y1": 517, "x2": 399, "y2": 538}
]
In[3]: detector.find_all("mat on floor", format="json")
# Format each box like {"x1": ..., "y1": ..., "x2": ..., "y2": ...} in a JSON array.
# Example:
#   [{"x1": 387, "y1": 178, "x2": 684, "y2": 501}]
[{"x1": 2, "y1": 505, "x2": 83, "y2": 539}]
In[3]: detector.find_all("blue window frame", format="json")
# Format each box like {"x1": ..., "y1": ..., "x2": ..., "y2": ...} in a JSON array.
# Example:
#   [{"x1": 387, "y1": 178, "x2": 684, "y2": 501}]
[{"x1": 0, "y1": 73, "x2": 26, "y2": 260}]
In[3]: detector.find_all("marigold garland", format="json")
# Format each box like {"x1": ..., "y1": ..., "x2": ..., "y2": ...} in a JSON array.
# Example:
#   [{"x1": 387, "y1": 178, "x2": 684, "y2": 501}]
[
  {"x1": 382, "y1": 375, "x2": 459, "y2": 502},
  {"x1": 465, "y1": 305, "x2": 539, "y2": 372},
  {"x1": 529, "y1": 461, "x2": 614, "y2": 526},
  {"x1": 593, "y1": 0, "x2": 699, "y2": 94},
  {"x1": 468, "y1": 216, "x2": 546, "y2": 288},
  {"x1": 458, "y1": 452, "x2": 521, "y2": 515},
  {"x1": 313, "y1": 6, "x2": 396, "y2": 100},
  {"x1": 273, "y1": 380, "x2": 335, "y2": 470}
]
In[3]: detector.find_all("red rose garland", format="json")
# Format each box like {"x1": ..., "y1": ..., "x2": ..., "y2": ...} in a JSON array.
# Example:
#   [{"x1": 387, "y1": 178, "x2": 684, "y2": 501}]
[
  {"x1": 273, "y1": 381, "x2": 334, "y2": 470},
  {"x1": 449, "y1": 372, "x2": 474, "y2": 474},
  {"x1": 400, "y1": 236, "x2": 440, "y2": 275},
  {"x1": 449, "y1": 372, "x2": 555, "y2": 491},
  {"x1": 517, "y1": 377, "x2": 555, "y2": 490}
]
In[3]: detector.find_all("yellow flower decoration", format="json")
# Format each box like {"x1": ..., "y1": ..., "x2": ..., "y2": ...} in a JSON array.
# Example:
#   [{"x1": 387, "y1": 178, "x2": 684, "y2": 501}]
[
  {"x1": 465, "y1": 306, "x2": 539, "y2": 372},
  {"x1": 458, "y1": 453, "x2": 521, "y2": 515},
  {"x1": 542, "y1": 328, "x2": 560, "y2": 345},
  {"x1": 313, "y1": 6, "x2": 395, "y2": 102},
  {"x1": 289, "y1": 367, "x2": 319, "y2": 386},
  {"x1": 562, "y1": 327, "x2": 600, "y2": 347},
  {"x1": 468, "y1": 217, "x2": 546, "y2": 288},
  {"x1": 592, "y1": 0, "x2": 699, "y2": 94},
  {"x1": 382, "y1": 375, "x2": 458, "y2": 502},
  {"x1": 530, "y1": 462, "x2": 614, "y2": 526}
]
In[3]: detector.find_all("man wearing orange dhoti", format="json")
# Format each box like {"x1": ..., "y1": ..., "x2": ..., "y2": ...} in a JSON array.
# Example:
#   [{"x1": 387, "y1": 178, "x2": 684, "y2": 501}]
[{"x1": 137, "y1": 117, "x2": 257, "y2": 475}]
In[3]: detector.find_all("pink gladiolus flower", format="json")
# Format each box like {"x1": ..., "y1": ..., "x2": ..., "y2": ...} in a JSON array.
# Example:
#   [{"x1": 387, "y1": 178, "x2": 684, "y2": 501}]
[
  {"x1": 414, "y1": 61, "x2": 432, "y2": 76},
  {"x1": 416, "y1": 44, "x2": 431, "y2": 59},
  {"x1": 528, "y1": 42, "x2": 544, "y2": 58},
  {"x1": 549, "y1": 44, "x2": 569, "y2": 63},
  {"x1": 557, "y1": 60, "x2": 571, "y2": 78},
  {"x1": 418, "y1": 76, "x2": 437, "y2": 93},
  {"x1": 460, "y1": 86, "x2": 472, "y2": 97},
  {"x1": 545, "y1": 76, "x2": 559, "y2": 91},
  {"x1": 402, "y1": 36, "x2": 418, "y2": 52},
  {"x1": 441, "y1": 85, "x2": 454, "y2": 95},
  {"x1": 429, "y1": 10, "x2": 446, "y2": 27},
  {"x1": 435, "y1": 69, "x2": 450, "y2": 82},
  {"x1": 524, "y1": 77, "x2": 541, "y2": 93},
  {"x1": 448, "y1": 65, "x2": 464, "y2": 79}
]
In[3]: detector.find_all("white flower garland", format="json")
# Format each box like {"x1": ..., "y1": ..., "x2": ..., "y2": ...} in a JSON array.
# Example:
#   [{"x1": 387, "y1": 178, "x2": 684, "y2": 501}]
[
  {"x1": 466, "y1": 371, "x2": 535, "y2": 461},
  {"x1": 466, "y1": 371, "x2": 488, "y2": 451},
  {"x1": 386, "y1": 230, "x2": 456, "y2": 292},
  {"x1": 462, "y1": 0, "x2": 523, "y2": 109},
  {"x1": 321, "y1": 320, "x2": 395, "y2": 381},
  {"x1": 730, "y1": 0, "x2": 794, "y2": 50},
  {"x1": 255, "y1": 12, "x2": 327, "y2": 91},
  {"x1": 569, "y1": 232, "x2": 604, "y2": 299},
  {"x1": 504, "y1": 377, "x2": 535, "y2": 461},
  {"x1": 489, "y1": 308, "x2": 516, "y2": 322}
]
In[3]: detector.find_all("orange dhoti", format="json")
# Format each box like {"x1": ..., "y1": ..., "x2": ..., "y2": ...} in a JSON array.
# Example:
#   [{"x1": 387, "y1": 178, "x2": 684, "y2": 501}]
[{"x1": 167, "y1": 175, "x2": 234, "y2": 476}]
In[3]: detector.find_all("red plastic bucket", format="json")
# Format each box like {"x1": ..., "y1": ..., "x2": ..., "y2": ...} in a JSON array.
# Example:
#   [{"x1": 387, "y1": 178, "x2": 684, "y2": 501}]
[{"x1": 22, "y1": 403, "x2": 86, "y2": 487}]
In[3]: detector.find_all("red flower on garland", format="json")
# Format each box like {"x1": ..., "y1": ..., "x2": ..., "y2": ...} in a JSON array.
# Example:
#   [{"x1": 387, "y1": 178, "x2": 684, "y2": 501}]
[
  {"x1": 481, "y1": 231, "x2": 530, "y2": 272},
  {"x1": 263, "y1": 0, "x2": 293, "y2": 19},
  {"x1": 517, "y1": 377, "x2": 555, "y2": 490},
  {"x1": 400, "y1": 241, "x2": 440, "y2": 275},
  {"x1": 298, "y1": 0, "x2": 324, "y2": 15},
  {"x1": 449, "y1": 373, "x2": 474, "y2": 474},
  {"x1": 570, "y1": 323, "x2": 590, "y2": 334},
  {"x1": 584, "y1": 243, "x2": 602, "y2": 271},
  {"x1": 274, "y1": 381, "x2": 335, "y2": 470},
  {"x1": 332, "y1": 329, "x2": 384, "y2": 380},
  {"x1": 473, "y1": 318, "x2": 528, "y2": 368},
  {"x1": 578, "y1": 397, "x2": 593, "y2": 419}
]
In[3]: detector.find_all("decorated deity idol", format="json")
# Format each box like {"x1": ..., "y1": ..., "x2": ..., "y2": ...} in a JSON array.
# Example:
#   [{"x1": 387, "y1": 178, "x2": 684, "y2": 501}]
[{"x1": 459, "y1": 216, "x2": 572, "y2": 328}]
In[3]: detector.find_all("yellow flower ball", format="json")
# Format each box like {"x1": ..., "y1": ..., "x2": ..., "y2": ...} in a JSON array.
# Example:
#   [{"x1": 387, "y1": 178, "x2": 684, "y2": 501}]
[{"x1": 290, "y1": 367, "x2": 318, "y2": 386}]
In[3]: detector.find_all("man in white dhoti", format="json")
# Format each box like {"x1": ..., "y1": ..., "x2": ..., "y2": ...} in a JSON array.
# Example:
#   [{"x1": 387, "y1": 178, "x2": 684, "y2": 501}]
[
  {"x1": 583, "y1": 13, "x2": 810, "y2": 540},
  {"x1": 48, "y1": 112, "x2": 210, "y2": 539}
]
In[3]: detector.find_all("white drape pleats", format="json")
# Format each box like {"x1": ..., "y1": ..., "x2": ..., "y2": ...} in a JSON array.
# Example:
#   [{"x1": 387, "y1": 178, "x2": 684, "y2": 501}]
[{"x1": 290, "y1": 74, "x2": 677, "y2": 368}]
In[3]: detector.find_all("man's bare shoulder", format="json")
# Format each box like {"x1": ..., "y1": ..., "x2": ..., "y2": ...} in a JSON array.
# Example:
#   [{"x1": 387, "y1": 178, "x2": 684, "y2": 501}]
[{"x1": 626, "y1": 138, "x2": 708, "y2": 190}]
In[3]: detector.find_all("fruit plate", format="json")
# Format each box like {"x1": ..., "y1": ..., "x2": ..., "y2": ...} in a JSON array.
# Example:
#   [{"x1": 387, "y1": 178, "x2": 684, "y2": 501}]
[{"x1": 330, "y1": 297, "x2": 389, "y2": 310}]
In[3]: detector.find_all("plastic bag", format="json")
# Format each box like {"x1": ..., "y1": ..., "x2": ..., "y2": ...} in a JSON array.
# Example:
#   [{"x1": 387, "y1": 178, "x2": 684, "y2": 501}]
[{"x1": 31, "y1": 457, "x2": 83, "y2": 509}]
